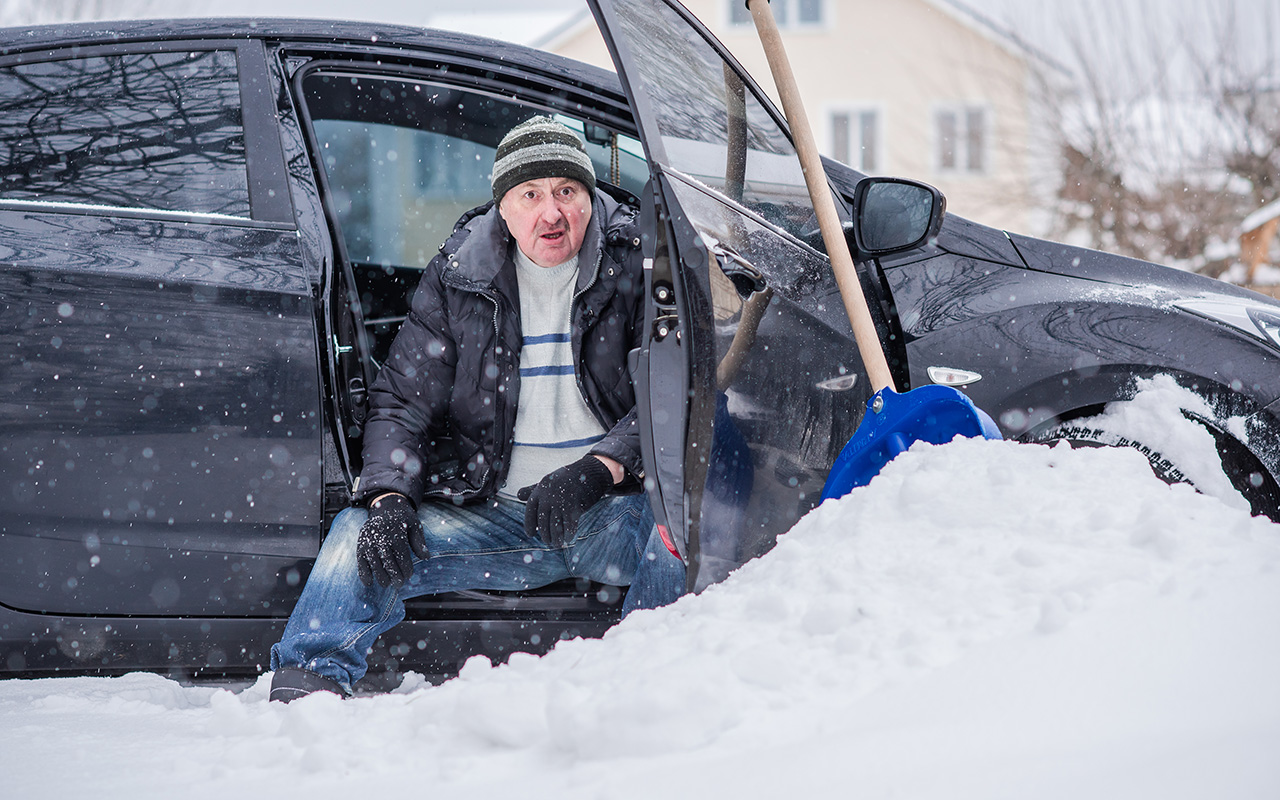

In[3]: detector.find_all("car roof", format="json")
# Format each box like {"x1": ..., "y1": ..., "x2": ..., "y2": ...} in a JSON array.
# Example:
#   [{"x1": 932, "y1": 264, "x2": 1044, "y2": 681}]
[{"x1": 0, "y1": 16, "x2": 623, "y2": 95}]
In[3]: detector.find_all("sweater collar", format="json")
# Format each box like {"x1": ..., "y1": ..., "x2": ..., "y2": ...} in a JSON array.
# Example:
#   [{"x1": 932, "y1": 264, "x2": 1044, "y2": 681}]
[{"x1": 513, "y1": 245, "x2": 579, "y2": 280}]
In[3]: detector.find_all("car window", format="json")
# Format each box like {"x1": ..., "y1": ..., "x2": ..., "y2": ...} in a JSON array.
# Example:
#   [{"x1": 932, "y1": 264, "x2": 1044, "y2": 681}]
[
  {"x1": 301, "y1": 73, "x2": 648, "y2": 270},
  {"x1": 602, "y1": 0, "x2": 827, "y2": 245},
  {"x1": 0, "y1": 49, "x2": 250, "y2": 218}
]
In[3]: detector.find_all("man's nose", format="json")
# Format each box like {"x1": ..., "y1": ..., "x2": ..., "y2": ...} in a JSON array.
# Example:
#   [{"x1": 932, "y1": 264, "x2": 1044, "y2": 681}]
[{"x1": 537, "y1": 197, "x2": 565, "y2": 224}]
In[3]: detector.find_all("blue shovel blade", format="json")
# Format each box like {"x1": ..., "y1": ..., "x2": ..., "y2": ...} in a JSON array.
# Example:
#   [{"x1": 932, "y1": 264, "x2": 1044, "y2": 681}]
[{"x1": 821, "y1": 385, "x2": 1002, "y2": 501}]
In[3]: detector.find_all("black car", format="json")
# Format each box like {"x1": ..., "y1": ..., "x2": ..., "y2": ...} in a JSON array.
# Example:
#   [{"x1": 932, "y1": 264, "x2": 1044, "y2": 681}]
[{"x1": 3, "y1": 0, "x2": 1279, "y2": 685}]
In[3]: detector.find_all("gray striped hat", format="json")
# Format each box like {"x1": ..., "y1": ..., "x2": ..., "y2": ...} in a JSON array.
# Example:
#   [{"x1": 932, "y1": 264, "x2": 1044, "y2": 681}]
[{"x1": 492, "y1": 116, "x2": 596, "y2": 203}]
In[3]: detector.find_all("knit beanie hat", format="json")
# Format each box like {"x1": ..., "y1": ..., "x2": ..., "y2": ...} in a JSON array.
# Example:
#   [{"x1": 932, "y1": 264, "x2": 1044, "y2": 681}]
[{"x1": 491, "y1": 115, "x2": 596, "y2": 203}]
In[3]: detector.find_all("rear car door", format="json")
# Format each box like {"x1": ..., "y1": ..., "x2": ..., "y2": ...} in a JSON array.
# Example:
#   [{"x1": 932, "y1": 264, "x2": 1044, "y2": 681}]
[
  {"x1": 589, "y1": 0, "x2": 875, "y2": 589},
  {"x1": 0, "y1": 40, "x2": 323, "y2": 620}
]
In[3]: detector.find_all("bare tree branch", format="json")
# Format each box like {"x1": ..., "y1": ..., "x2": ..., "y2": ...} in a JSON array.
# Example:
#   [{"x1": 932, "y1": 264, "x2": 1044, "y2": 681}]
[{"x1": 1025, "y1": 0, "x2": 1280, "y2": 278}]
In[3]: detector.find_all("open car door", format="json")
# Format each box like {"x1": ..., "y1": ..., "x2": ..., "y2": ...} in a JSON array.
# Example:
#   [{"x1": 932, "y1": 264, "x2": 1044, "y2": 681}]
[{"x1": 588, "y1": 0, "x2": 877, "y2": 590}]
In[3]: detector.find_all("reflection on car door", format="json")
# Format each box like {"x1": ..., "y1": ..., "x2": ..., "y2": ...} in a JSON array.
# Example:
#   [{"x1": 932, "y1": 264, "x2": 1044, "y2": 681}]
[
  {"x1": 589, "y1": 0, "x2": 871, "y2": 589},
  {"x1": 0, "y1": 42, "x2": 323, "y2": 618}
]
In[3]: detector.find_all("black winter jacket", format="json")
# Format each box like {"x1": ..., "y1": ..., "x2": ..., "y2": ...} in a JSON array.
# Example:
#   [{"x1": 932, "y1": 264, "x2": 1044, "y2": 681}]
[{"x1": 357, "y1": 192, "x2": 645, "y2": 505}]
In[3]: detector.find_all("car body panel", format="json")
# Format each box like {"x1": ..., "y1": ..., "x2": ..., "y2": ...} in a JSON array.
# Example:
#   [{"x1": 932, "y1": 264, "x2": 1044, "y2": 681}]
[
  {"x1": 0, "y1": 208, "x2": 323, "y2": 617},
  {"x1": 0, "y1": 33, "x2": 325, "y2": 620},
  {"x1": 886, "y1": 252, "x2": 1280, "y2": 420},
  {"x1": 1010, "y1": 233, "x2": 1273, "y2": 300},
  {"x1": 883, "y1": 238, "x2": 1280, "y2": 520}
]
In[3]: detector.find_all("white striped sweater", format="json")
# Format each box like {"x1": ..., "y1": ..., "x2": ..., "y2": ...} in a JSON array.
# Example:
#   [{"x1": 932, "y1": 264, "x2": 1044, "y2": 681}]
[{"x1": 499, "y1": 247, "x2": 607, "y2": 499}]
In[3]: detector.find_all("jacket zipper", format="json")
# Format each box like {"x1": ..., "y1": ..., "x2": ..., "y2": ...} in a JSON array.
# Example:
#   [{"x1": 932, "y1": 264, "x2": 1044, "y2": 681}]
[
  {"x1": 571, "y1": 247, "x2": 607, "y2": 417},
  {"x1": 481, "y1": 288, "x2": 504, "y2": 494},
  {"x1": 439, "y1": 269, "x2": 503, "y2": 501},
  {"x1": 572, "y1": 246, "x2": 605, "y2": 307}
]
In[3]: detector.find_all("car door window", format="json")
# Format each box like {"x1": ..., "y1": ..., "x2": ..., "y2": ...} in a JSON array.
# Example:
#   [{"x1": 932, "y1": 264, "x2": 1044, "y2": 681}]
[
  {"x1": 0, "y1": 49, "x2": 250, "y2": 218},
  {"x1": 599, "y1": 0, "x2": 834, "y2": 246}
]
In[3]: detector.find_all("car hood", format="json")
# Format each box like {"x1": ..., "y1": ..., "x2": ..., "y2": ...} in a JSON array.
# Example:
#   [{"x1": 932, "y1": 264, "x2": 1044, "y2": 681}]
[{"x1": 1009, "y1": 233, "x2": 1268, "y2": 303}]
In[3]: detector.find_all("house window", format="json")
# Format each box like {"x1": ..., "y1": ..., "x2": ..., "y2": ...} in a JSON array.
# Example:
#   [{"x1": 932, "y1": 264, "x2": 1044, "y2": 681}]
[
  {"x1": 935, "y1": 106, "x2": 988, "y2": 173},
  {"x1": 831, "y1": 108, "x2": 879, "y2": 173},
  {"x1": 729, "y1": 0, "x2": 825, "y2": 28}
]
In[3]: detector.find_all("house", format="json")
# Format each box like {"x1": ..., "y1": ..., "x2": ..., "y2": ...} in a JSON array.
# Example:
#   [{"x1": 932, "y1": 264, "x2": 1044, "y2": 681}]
[
  {"x1": 1241, "y1": 199, "x2": 1280, "y2": 285},
  {"x1": 434, "y1": 0, "x2": 1064, "y2": 235}
]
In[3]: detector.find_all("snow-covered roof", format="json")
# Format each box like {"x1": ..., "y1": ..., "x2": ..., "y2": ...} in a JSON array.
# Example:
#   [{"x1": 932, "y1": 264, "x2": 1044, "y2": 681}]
[
  {"x1": 1243, "y1": 199, "x2": 1280, "y2": 233},
  {"x1": 429, "y1": 1, "x2": 1072, "y2": 79},
  {"x1": 426, "y1": 9, "x2": 583, "y2": 47},
  {"x1": 927, "y1": 0, "x2": 1070, "y2": 78},
  {"x1": 528, "y1": 6, "x2": 595, "y2": 50}
]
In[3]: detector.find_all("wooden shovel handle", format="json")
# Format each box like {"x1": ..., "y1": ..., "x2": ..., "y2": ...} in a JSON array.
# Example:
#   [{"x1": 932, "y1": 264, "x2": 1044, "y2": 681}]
[{"x1": 748, "y1": 0, "x2": 896, "y2": 393}]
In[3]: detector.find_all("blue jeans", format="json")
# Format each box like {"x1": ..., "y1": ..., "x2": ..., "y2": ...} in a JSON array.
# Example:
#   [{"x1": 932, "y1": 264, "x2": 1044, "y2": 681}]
[{"x1": 270, "y1": 493, "x2": 684, "y2": 693}]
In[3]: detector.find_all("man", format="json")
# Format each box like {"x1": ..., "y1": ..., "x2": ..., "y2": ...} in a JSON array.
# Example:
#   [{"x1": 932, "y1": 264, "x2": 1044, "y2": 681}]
[{"x1": 268, "y1": 116, "x2": 685, "y2": 701}]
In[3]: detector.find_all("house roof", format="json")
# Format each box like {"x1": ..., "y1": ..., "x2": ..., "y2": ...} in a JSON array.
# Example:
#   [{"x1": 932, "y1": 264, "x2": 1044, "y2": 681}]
[
  {"x1": 1244, "y1": 199, "x2": 1280, "y2": 234},
  {"x1": 426, "y1": 9, "x2": 590, "y2": 49},
  {"x1": 422, "y1": 5, "x2": 587, "y2": 49},
  {"x1": 928, "y1": 0, "x2": 1070, "y2": 77},
  {"x1": 430, "y1": 1, "x2": 1071, "y2": 78},
  {"x1": 529, "y1": 6, "x2": 595, "y2": 50}
]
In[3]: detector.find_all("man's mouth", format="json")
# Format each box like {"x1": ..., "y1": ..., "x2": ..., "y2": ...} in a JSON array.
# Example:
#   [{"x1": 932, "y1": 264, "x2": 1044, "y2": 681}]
[{"x1": 540, "y1": 231, "x2": 565, "y2": 241}]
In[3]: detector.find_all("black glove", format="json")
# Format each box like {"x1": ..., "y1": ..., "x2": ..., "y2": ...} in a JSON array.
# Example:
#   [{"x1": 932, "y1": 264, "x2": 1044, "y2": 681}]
[
  {"x1": 518, "y1": 456, "x2": 615, "y2": 548},
  {"x1": 356, "y1": 493, "x2": 428, "y2": 588}
]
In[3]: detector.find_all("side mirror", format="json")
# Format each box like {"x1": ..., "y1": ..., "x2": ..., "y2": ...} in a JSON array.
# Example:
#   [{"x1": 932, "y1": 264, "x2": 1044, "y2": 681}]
[{"x1": 850, "y1": 177, "x2": 945, "y2": 257}]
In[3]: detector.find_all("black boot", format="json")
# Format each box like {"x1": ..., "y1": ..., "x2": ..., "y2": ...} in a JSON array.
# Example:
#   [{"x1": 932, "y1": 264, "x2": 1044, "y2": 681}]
[{"x1": 269, "y1": 666, "x2": 347, "y2": 703}]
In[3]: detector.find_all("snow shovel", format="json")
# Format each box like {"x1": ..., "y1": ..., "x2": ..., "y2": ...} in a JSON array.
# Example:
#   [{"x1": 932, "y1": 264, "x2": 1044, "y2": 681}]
[{"x1": 746, "y1": 0, "x2": 1001, "y2": 501}]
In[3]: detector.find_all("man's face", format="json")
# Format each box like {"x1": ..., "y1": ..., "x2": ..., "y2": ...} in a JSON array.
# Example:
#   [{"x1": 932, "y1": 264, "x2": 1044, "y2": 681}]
[{"x1": 498, "y1": 177, "x2": 593, "y2": 268}]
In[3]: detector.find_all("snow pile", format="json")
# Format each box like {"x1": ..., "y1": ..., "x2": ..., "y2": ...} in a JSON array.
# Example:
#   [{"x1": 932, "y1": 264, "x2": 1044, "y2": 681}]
[
  {"x1": 1061, "y1": 373, "x2": 1251, "y2": 510},
  {"x1": 3, "y1": 420, "x2": 1279, "y2": 797}
]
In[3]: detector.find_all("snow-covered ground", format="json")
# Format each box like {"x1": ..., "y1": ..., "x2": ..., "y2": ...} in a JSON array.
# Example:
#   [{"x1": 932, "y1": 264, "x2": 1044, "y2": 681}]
[{"x1": 3, "y1": 383, "x2": 1279, "y2": 799}]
